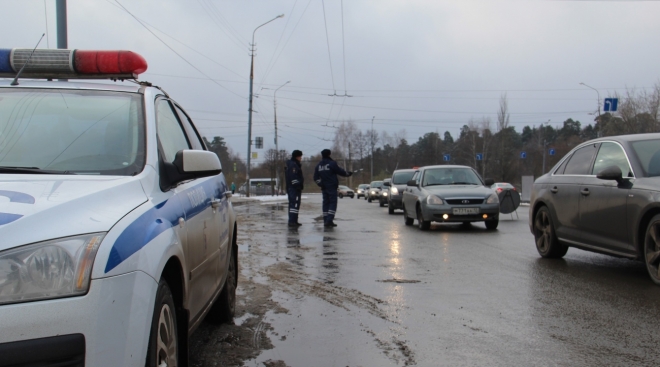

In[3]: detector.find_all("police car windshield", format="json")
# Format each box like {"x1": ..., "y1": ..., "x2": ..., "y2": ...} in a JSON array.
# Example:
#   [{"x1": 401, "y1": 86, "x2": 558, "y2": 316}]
[{"x1": 0, "y1": 89, "x2": 145, "y2": 176}]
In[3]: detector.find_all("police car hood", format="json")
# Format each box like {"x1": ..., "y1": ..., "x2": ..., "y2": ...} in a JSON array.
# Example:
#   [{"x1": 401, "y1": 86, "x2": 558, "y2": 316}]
[{"x1": 0, "y1": 175, "x2": 147, "y2": 251}]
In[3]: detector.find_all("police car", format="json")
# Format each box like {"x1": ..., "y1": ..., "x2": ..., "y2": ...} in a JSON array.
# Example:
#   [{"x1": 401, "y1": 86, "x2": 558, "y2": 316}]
[{"x1": 0, "y1": 48, "x2": 237, "y2": 366}]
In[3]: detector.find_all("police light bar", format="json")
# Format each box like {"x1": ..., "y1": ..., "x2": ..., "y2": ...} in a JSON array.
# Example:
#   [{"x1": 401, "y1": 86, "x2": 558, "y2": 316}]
[{"x1": 0, "y1": 49, "x2": 148, "y2": 80}]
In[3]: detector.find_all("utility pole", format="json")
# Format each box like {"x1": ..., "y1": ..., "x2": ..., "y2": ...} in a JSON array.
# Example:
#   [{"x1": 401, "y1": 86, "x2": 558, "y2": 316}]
[
  {"x1": 273, "y1": 81, "x2": 289, "y2": 195},
  {"x1": 370, "y1": 116, "x2": 375, "y2": 182},
  {"x1": 348, "y1": 141, "x2": 352, "y2": 188},
  {"x1": 56, "y1": 0, "x2": 67, "y2": 49}
]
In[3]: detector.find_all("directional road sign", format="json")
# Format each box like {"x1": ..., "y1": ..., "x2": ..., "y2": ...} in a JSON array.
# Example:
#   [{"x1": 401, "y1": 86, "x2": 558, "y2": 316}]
[
  {"x1": 476, "y1": 153, "x2": 483, "y2": 161},
  {"x1": 549, "y1": 148, "x2": 556, "y2": 156},
  {"x1": 520, "y1": 151, "x2": 527, "y2": 159},
  {"x1": 604, "y1": 98, "x2": 618, "y2": 112},
  {"x1": 443, "y1": 154, "x2": 451, "y2": 162}
]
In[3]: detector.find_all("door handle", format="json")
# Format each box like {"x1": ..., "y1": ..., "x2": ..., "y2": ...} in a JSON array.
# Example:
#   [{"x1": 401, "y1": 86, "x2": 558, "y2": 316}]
[
  {"x1": 550, "y1": 187, "x2": 558, "y2": 193},
  {"x1": 211, "y1": 199, "x2": 222, "y2": 208},
  {"x1": 581, "y1": 188, "x2": 590, "y2": 196}
]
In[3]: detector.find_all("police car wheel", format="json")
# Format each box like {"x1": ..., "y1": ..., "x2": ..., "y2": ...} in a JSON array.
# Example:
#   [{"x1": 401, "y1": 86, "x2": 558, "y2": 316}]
[
  {"x1": 146, "y1": 279, "x2": 178, "y2": 367},
  {"x1": 209, "y1": 245, "x2": 237, "y2": 323}
]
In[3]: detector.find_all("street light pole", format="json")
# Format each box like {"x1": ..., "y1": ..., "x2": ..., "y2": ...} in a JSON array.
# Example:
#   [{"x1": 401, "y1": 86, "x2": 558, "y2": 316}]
[
  {"x1": 273, "y1": 80, "x2": 289, "y2": 195},
  {"x1": 370, "y1": 116, "x2": 375, "y2": 182},
  {"x1": 247, "y1": 14, "x2": 284, "y2": 197},
  {"x1": 580, "y1": 82, "x2": 601, "y2": 121},
  {"x1": 541, "y1": 119, "x2": 550, "y2": 174}
]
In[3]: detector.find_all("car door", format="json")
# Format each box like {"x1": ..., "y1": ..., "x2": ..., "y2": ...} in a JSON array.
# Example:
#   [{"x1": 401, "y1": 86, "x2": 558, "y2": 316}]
[
  {"x1": 548, "y1": 143, "x2": 599, "y2": 243},
  {"x1": 156, "y1": 99, "x2": 221, "y2": 320},
  {"x1": 578, "y1": 141, "x2": 634, "y2": 255},
  {"x1": 403, "y1": 170, "x2": 421, "y2": 217}
]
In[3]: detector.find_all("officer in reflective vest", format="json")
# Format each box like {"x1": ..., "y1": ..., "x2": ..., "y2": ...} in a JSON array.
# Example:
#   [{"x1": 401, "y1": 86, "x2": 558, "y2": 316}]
[
  {"x1": 285, "y1": 150, "x2": 304, "y2": 226},
  {"x1": 313, "y1": 149, "x2": 352, "y2": 227}
]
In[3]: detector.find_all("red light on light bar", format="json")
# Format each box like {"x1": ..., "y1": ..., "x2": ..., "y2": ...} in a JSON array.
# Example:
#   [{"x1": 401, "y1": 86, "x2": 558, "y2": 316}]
[{"x1": 74, "y1": 50, "x2": 147, "y2": 75}]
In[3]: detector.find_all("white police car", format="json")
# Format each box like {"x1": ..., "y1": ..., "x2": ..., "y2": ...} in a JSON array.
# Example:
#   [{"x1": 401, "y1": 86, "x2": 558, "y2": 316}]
[{"x1": 0, "y1": 48, "x2": 237, "y2": 366}]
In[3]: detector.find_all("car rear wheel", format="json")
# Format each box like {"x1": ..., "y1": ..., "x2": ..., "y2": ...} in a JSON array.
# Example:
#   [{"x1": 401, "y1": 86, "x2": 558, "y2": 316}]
[
  {"x1": 403, "y1": 205, "x2": 414, "y2": 225},
  {"x1": 208, "y1": 245, "x2": 237, "y2": 323},
  {"x1": 533, "y1": 206, "x2": 567, "y2": 258},
  {"x1": 417, "y1": 206, "x2": 430, "y2": 230},
  {"x1": 643, "y1": 214, "x2": 660, "y2": 285},
  {"x1": 146, "y1": 279, "x2": 178, "y2": 367}
]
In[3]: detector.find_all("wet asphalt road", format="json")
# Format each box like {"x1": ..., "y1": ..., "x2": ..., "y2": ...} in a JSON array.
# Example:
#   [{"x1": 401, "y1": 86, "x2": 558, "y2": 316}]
[{"x1": 194, "y1": 194, "x2": 660, "y2": 367}]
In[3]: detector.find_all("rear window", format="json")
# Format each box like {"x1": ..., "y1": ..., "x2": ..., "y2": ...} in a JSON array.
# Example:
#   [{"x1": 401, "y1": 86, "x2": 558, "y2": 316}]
[
  {"x1": 631, "y1": 139, "x2": 660, "y2": 177},
  {"x1": 0, "y1": 88, "x2": 145, "y2": 175},
  {"x1": 392, "y1": 171, "x2": 415, "y2": 184}
]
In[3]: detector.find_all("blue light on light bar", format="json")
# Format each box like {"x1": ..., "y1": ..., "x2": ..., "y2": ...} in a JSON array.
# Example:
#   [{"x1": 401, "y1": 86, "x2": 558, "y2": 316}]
[{"x1": 0, "y1": 49, "x2": 11, "y2": 73}]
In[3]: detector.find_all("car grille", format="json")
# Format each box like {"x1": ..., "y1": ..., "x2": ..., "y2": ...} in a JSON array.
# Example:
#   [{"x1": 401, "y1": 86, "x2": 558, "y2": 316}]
[{"x1": 446, "y1": 198, "x2": 484, "y2": 205}]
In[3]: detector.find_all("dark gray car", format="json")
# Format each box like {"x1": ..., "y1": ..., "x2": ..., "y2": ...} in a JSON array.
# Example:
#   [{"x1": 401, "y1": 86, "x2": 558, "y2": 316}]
[
  {"x1": 529, "y1": 133, "x2": 660, "y2": 285},
  {"x1": 384, "y1": 169, "x2": 416, "y2": 214},
  {"x1": 402, "y1": 165, "x2": 499, "y2": 230}
]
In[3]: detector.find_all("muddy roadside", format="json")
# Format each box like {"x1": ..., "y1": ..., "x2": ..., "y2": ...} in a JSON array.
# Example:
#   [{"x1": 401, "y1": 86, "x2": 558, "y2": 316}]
[{"x1": 189, "y1": 197, "x2": 415, "y2": 367}]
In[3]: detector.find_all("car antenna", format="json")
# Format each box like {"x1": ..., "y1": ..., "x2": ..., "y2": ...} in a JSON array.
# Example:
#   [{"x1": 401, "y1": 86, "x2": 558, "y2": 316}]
[{"x1": 11, "y1": 33, "x2": 45, "y2": 86}]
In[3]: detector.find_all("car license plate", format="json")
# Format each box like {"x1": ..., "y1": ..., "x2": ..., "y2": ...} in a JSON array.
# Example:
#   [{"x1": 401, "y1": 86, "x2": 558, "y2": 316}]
[{"x1": 453, "y1": 208, "x2": 479, "y2": 215}]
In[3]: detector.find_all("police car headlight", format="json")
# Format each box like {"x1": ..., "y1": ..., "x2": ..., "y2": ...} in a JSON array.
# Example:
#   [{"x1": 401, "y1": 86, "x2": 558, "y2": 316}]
[
  {"x1": 427, "y1": 195, "x2": 444, "y2": 205},
  {"x1": 486, "y1": 193, "x2": 499, "y2": 204},
  {"x1": 391, "y1": 187, "x2": 399, "y2": 195},
  {"x1": 0, "y1": 233, "x2": 105, "y2": 305}
]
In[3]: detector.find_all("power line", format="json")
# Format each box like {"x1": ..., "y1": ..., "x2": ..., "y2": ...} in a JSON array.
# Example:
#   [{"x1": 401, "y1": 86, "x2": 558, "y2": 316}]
[
  {"x1": 112, "y1": 0, "x2": 246, "y2": 100},
  {"x1": 321, "y1": 0, "x2": 336, "y2": 92}
]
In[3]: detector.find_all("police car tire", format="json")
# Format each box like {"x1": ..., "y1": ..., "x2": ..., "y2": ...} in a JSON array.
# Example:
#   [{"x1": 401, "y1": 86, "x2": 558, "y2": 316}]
[
  {"x1": 146, "y1": 279, "x2": 178, "y2": 367},
  {"x1": 209, "y1": 246, "x2": 237, "y2": 323}
]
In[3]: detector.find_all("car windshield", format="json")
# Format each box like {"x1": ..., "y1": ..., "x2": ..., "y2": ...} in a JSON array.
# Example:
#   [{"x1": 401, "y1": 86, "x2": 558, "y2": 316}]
[
  {"x1": 392, "y1": 171, "x2": 415, "y2": 184},
  {"x1": 422, "y1": 168, "x2": 481, "y2": 186},
  {"x1": 0, "y1": 88, "x2": 145, "y2": 176},
  {"x1": 370, "y1": 181, "x2": 383, "y2": 188},
  {"x1": 631, "y1": 139, "x2": 660, "y2": 177}
]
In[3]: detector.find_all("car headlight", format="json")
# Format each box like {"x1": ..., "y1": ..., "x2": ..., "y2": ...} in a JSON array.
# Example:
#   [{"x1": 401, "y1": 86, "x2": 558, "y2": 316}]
[
  {"x1": 0, "y1": 233, "x2": 105, "y2": 305},
  {"x1": 427, "y1": 195, "x2": 444, "y2": 205},
  {"x1": 382, "y1": 192, "x2": 388, "y2": 196},
  {"x1": 391, "y1": 187, "x2": 399, "y2": 195},
  {"x1": 371, "y1": 190, "x2": 376, "y2": 194},
  {"x1": 486, "y1": 193, "x2": 499, "y2": 204}
]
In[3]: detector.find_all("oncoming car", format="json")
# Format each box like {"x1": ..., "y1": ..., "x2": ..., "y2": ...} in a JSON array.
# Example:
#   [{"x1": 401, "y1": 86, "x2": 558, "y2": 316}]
[
  {"x1": 384, "y1": 169, "x2": 416, "y2": 214},
  {"x1": 367, "y1": 180, "x2": 384, "y2": 203},
  {"x1": 338, "y1": 185, "x2": 354, "y2": 198},
  {"x1": 356, "y1": 183, "x2": 369, "y2": 199},
  {"x1": 402, "y1": 165, "x2": 499, "y2": 230},
  {"x1": 379, "y1": 178, "x2": 391, "y2": 207},
  {"x1": 0, "y1": 49, "x2": 237, "y2": 366},
  {"x1": 529, "y1": 133, "x2": 660, "y2": 285}
]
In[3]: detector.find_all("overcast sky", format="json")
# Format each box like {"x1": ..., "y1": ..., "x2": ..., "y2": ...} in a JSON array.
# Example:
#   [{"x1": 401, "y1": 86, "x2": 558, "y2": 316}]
[{"x1": 4, "y1": 0, "x2": 660, "y2": 163}]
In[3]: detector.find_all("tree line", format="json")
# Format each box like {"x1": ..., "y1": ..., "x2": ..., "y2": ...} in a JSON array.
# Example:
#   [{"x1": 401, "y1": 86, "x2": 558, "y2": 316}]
[{"x1": 204, "y1": 83, "x2": 660, "y2": 191}]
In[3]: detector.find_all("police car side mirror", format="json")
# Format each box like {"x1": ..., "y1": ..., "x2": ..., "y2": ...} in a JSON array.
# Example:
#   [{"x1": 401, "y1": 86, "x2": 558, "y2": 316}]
[
  {"x1": 173, "y1": 150, "x2": 222, "y2": 175},
  {"x1": 161, "y1": 150, "x2": 222, "y2": 191}
]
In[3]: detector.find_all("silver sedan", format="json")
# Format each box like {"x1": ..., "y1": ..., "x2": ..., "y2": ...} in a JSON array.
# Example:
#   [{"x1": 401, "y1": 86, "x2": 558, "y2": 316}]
[{"x1": 402, "y1": 165, "x2": 500, "y2": 230}]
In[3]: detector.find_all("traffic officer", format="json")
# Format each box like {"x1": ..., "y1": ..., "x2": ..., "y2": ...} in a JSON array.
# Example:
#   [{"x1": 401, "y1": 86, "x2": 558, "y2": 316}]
[
  {"x1": 313, "y1": 149, "x2": 352, "y2": 227},
  {"x1": 285, "y1": 150, "x2": 304, "y2": 226}
]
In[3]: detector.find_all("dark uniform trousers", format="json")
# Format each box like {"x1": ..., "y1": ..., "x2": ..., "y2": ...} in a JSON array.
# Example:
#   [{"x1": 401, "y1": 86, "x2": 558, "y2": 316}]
[
  {"x1": 288, "y1": 187, "x2": 302, "y2": 223},
  {"x1": 322, "y1": 188, "x2": 338, "y2": 223}
]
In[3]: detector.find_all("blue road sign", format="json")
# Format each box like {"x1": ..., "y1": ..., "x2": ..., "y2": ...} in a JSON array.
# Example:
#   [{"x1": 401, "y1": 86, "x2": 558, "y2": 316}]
[
  {"x1": 520, "y1": 151, "x2": 527, "y2": 159},
  {"x1": 604, "y1": 98, "x2": 618, "y2": 112},
  {"x1": 443, "y1": 154, "x2": 451, "y2": 162},
  {"x1": 476, "y1": 153, "x2": 483, "y2": 161},
  {"x1": 549, "y1": 148, "x2": 556, "y2": 156}
]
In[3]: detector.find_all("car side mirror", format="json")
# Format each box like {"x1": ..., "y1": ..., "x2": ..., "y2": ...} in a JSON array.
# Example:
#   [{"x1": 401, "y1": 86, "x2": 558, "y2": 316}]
[
  {"x1": 407, "y1": 180, "x2": 417, "y2": 187},
  {"x1": 160, "y1": 150, "x2": 222, "y2": 191},
  {"x1": 597, "y1": 165, "x2": 623, "y2": 183},
  {"x1": 383, "y1": 181, "x2": 391, "y2": 187},
  {"x1": 484, "y1": 178, "x2": 495, "y2": 186}
]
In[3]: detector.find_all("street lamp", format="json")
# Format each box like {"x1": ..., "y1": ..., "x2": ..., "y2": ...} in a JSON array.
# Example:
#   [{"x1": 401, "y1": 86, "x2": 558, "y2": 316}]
[
  {"x1": 246, "y1": 14, "x2": 284, "y2": 197},
  {"x1": 580, "y1": 82, "x2": 601, "y2": 120}
]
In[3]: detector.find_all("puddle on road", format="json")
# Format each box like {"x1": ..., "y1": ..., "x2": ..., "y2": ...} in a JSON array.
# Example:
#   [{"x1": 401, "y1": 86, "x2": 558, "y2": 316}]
[{"x1": 287, "y1": 235, "x2": 335, "y2": 246}]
